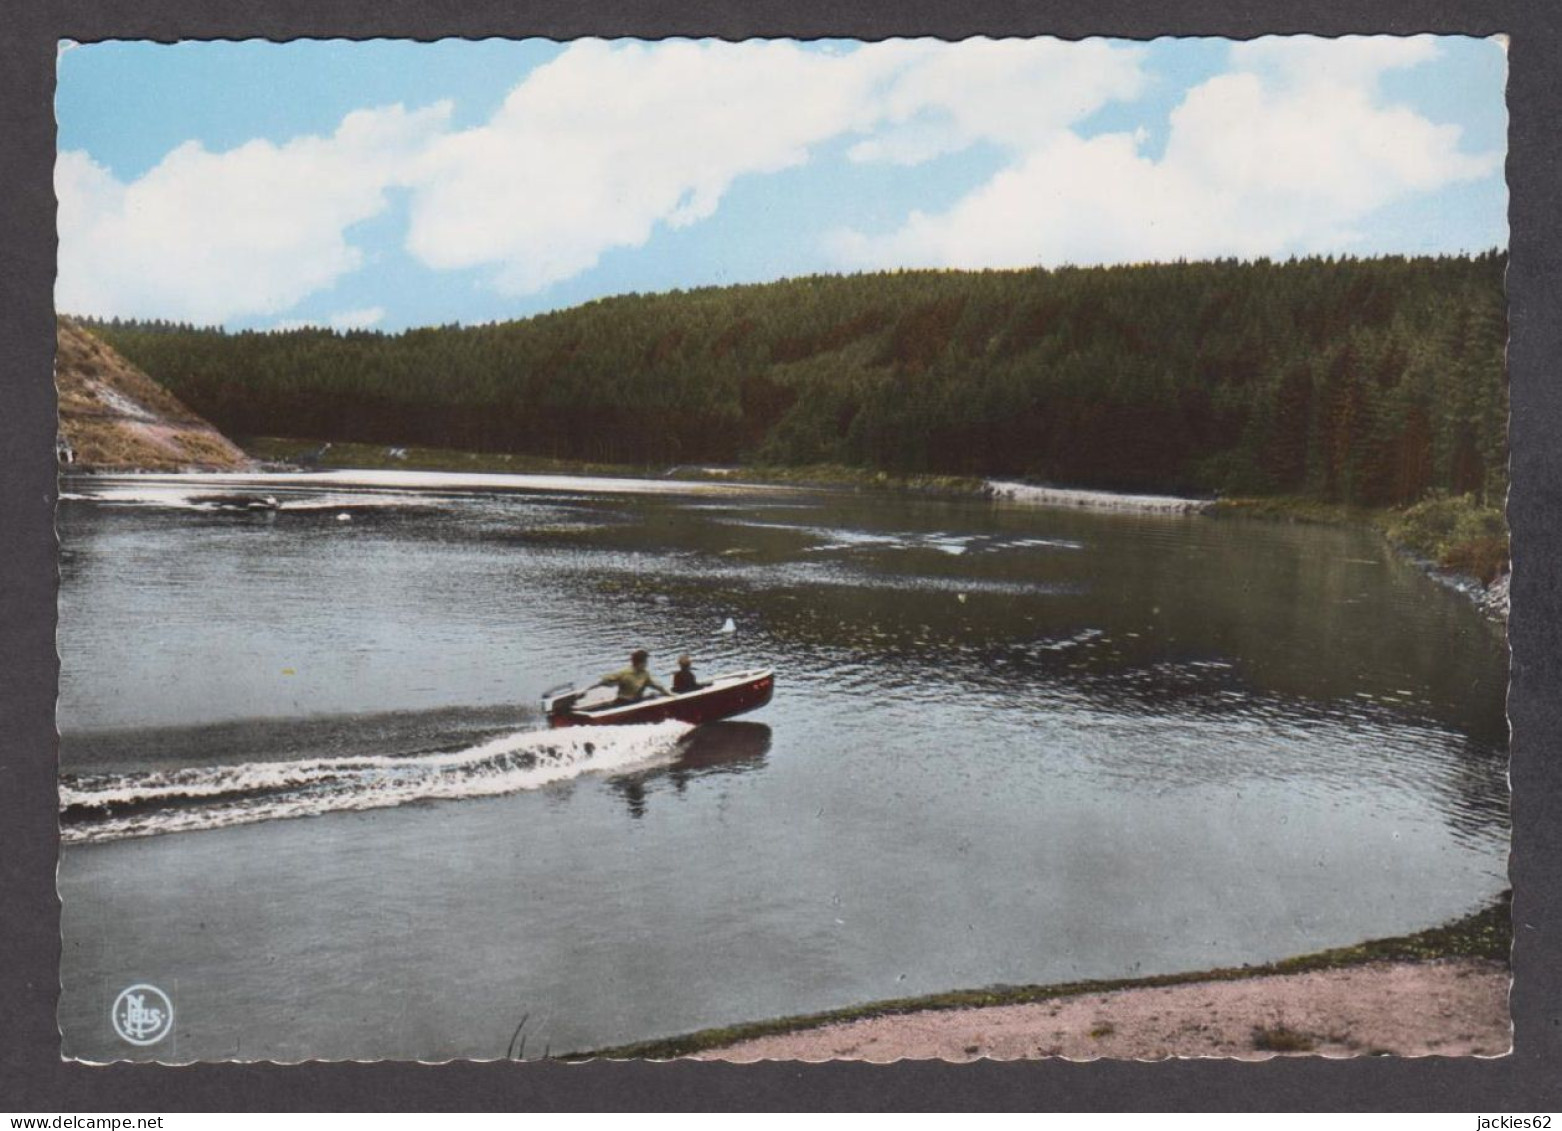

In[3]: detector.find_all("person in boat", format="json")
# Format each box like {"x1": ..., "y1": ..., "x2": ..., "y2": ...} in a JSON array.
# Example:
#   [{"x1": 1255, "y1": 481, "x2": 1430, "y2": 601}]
[
  {"x1": 598, "y1": 649, "x2": 669, "y2": 705},
  {"x1": 672, "y1": 654, "x2": 704, "y2": 694}
]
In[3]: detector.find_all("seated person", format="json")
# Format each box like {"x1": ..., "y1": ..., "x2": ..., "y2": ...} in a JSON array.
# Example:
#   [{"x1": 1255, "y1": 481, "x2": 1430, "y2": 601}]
[
  {"x1": 598, "y1": 649, "x2": 669, "y2": 704},
  {"x1": 672, "y1": 654, "x2": 704, "y2": 694}
]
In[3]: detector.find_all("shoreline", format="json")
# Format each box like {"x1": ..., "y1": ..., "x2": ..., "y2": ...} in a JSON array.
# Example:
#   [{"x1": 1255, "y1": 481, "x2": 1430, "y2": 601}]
[
  {"x1": 573, "y1": 895, "x2": 1511, "y2": 1062},
  {"x1": 68, "y1": 444, "x2": 1511, "y2": 623}
]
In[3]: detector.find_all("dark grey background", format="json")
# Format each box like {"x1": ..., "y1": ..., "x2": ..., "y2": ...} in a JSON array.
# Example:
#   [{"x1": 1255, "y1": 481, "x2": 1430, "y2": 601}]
[{"x1": 3, "y1": 0, "x2": 1558, "y2": 1112}]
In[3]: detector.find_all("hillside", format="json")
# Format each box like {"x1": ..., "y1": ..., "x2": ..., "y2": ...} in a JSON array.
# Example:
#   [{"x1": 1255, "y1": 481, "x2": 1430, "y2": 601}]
[
  {"x1": 56, "y1": 319, "x2": 252, "y2": 472},
  {"x1": 80, "y1": 254, "x2": 1507, "y2": 505}
]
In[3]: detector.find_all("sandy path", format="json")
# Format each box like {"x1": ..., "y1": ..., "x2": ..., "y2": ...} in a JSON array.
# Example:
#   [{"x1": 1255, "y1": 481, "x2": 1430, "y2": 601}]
[{"x1": 696, "y1": 959, "x2": 1510, "y2": 1062}]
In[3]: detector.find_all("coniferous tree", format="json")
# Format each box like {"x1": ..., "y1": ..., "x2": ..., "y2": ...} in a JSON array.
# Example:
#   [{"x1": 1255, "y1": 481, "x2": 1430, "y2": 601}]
[{"x1": 77, "y1": 252, "x2": 1508, "y2": 506}]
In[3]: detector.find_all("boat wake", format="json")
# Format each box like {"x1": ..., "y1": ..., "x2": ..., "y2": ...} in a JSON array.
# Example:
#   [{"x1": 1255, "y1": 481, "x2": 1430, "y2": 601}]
[{"x1": 59, "y1": 721, "x2": 692, "y2": 844}]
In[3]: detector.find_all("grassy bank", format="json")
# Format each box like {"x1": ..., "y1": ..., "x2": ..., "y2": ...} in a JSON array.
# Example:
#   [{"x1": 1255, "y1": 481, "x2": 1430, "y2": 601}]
[
  {"x1": 243, "y1": 436, "x2": 989, "y2": 495},
  {"x1": 571, "y1": 893, "x2": 1510, "y2": 1061},
  {"x1": 1210, "y1": 495, "x2": 1376, "y2": 526}
]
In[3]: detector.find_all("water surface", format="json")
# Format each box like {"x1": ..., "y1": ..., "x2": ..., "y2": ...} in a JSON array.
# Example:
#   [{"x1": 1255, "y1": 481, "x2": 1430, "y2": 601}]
[{"x1": 57, "y1": 471, "x2": 1508, "y2": 1060}]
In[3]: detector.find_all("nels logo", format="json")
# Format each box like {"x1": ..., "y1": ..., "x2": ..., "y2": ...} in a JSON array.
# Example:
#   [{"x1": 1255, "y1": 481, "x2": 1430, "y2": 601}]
[{"x1": 111, "y1": 984, "x2": 173, "y2": 1046}]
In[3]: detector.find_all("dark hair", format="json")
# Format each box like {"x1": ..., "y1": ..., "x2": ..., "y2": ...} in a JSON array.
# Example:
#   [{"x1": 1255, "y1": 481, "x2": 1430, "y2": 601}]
[{"x1": 631, "y1": 649, "x2": 649, "y2": 665}]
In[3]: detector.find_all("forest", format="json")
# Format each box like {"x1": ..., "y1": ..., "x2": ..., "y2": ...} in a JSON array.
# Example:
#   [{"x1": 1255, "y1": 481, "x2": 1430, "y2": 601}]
[{"x1": 78, "y1": 252, "x2": 1508, "y2": 506}]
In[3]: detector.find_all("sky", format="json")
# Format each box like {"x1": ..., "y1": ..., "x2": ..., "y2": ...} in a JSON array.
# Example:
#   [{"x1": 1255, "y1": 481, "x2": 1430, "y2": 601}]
[{"x1": 54, "y1": 36, "x2": 1508, "y2": 333}]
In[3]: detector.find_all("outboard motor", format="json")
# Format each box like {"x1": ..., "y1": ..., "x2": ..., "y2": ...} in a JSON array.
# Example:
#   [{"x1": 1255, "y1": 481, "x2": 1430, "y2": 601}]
[{"x1": 542, "y1": 683, "x2": 580, "y2": 721}]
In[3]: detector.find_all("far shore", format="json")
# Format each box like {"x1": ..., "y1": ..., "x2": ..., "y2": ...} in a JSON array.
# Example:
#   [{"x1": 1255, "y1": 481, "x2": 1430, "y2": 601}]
[
  {"x1": 74, "y1": 434, "x2": 1510, "y2": 623},
  {"x1": 573, "y1": 896, "x2": 1510, "y2": 1062}
]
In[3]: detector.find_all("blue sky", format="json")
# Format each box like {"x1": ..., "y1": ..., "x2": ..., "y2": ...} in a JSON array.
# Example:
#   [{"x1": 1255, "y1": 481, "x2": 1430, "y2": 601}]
[{"x1": 55, "y1": 36, "x2": 1507, "y2": 332}]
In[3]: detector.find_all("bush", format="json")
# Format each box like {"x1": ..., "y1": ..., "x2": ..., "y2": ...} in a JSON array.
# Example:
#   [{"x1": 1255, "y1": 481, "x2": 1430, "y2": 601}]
[
  {"x1": 1386, "y1": 492, "x2": 1509, "y2": 583},
  {"x1": 1442, "y1": 535, "x2": 1510, "y2": 584},
  {"x1": 1251, "y1": 1025, "x2": 1316, "y2": 1053}
]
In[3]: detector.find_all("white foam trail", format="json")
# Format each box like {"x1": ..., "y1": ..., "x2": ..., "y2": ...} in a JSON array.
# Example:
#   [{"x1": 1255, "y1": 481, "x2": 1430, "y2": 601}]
[
  {"x1": 60, "y1": 721, "x2": 692, "y2": 844},
  {"x1": 988, "y1": 481, "x2": 1213, "y2": 515}
]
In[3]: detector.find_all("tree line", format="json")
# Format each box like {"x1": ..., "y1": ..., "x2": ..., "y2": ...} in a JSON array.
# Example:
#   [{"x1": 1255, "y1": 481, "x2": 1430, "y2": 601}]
[{"x1": 78, "y1": 252, "x2": 1508, "y2": 506}]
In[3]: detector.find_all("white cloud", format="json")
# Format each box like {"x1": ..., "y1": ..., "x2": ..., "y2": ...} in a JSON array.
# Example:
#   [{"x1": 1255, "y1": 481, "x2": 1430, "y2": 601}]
[
  {"x1": 269, "y1": 307, "x2": 386, "y2": 332},
  {"x1": 1228, "y1": 34, "x2": 1441, "y2": 91},
  {"x1": 834, "y1": 36, "x2": 1501, "y2": 271},
  {"x1": 404, "y1": 40, "x2": 892, "y2": 293},
  {"x1": 57, "y1": 102, "x2": 450, "y2": 323},
  {"x1": 328, "y1": 306, "x2": 386, "y2": 330},
  {"x1": 832, "y1": 132, "x2": 1223, "y2": 269},
  {"x1": 847, "y1": 38, "x2": 1146, "y2": 164},
  {"x1": 401, "y1": 38, "x2": 1148, "y2": 294},
  {"x1": 56, "y1": 37, "x2": 1500, "y2": 322}
]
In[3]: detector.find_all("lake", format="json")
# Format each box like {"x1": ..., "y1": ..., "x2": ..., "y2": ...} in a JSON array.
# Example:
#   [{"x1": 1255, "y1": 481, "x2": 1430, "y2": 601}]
[{"x1": 55, "y1": 470, "x2": 1509, "y2": 1061}]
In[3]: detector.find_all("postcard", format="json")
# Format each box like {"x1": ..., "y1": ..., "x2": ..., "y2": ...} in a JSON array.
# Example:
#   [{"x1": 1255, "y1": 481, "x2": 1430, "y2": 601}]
[{"x1": 52, "y1": 34, "x2": 1510, "y2": 1064}]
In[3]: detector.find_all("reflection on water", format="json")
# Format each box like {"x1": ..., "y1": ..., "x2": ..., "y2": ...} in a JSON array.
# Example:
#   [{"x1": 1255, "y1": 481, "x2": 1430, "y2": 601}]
[
  {"x1": 610, "y1": 722, "x2": 772, "y2": 817},
  {"x1": 55, "y1": 473, "x2": 1508, "y2": 1060},
  {"x1": 674, "y1": 721, "x2": 773, "y2": 777}
]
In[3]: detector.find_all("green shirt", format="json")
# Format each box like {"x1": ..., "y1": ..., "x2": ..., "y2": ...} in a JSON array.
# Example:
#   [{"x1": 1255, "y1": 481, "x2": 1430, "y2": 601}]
[{"x1": 600, "y1": 666, "x2": 667, "y2": 700}]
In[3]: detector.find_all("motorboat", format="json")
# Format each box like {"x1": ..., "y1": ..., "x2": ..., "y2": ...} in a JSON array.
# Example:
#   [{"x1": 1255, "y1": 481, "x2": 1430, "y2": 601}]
[{"x1": 543, "y1": 667, "x2": 774, "y2": 728}]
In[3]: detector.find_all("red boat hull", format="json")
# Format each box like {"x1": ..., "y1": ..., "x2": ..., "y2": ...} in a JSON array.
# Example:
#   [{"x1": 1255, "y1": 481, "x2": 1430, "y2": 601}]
[{"x1": 548, "y1": 670, "x2": 774, "y2": 728}]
